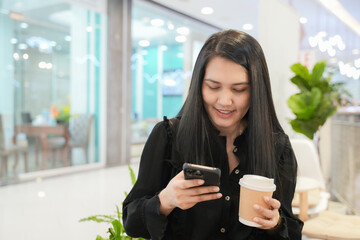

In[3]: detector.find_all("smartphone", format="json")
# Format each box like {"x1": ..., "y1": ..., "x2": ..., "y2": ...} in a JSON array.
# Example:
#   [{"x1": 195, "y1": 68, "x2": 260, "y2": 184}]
[{"x1": 183, "y1": 163, "x2": 221, "y2": 186}]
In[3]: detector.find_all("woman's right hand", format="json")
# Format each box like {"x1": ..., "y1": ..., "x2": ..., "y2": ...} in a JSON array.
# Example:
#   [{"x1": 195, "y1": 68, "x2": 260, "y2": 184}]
[{"x1": 158, "y1": 171, "x2": 222, "y2": 216}]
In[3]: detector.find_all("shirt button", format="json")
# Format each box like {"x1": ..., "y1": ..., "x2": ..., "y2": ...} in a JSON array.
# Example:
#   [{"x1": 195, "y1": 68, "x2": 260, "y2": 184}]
[
  {"x1": 225, "y1": 196, "x2": 230, "y2": 201},
  {"x1": 235, "y1": 169, "x2": 240, "y2": 174},
  {"x1": 233, "y1": 147, "x2": 238, "y2": 153},
  {"x1": 220, "y1": 228, "x2": 226, "y2": 233}
]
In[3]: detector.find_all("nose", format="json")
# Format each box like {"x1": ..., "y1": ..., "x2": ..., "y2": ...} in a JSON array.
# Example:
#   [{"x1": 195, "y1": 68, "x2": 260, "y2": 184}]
[{"x1": 217, "y1": 89, "x2": 232, "y2": 106}]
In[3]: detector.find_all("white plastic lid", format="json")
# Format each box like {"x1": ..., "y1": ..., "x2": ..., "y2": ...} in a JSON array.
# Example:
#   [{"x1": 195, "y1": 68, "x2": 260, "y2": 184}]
[{"x1": 239, "y1": 174, "x2": 276, "y2": 192}]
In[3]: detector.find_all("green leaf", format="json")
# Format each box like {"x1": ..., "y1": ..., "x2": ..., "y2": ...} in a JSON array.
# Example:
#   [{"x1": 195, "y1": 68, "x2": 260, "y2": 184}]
[
  {"x1": 128, "y1": 165, "x2": 137, "y2": 186},
  {"x1": 289, "y1": 119, "x2": 321, "y2": 139},
  {"x1": 96, "y1": 235, "x2": 108, "y2": 240},
  {"x1": 290, "y1": 76, "x2": 311, "y2": 91},
  {"x1": 79, "y1": 215, "x2": 116, "y2": 223},
  {"x1": 291, "y1": 63, "x2": 311, "y2": 81},
  {"x1": 311, "y1": 60, "x2": 326, "y2": 84},
  {"x1": 287, "y1": 88, "x2": 322, "y2": 120}
]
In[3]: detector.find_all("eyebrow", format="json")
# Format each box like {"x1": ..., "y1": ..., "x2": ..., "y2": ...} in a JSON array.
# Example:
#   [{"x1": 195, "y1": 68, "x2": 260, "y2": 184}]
[{"x1": 204, "y1": 79, "x2": 249, "y2": 86}]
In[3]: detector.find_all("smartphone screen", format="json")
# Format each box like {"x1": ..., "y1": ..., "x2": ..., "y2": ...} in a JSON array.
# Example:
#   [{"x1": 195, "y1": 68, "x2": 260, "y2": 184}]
[{"x1": 183, "y1": 163, "x2": 221, "y2": 186}]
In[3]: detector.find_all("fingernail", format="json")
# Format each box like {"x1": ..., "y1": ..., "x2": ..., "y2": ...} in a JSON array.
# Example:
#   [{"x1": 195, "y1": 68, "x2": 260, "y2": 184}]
[
  {"x1": 254, "y1": 204, "x2": 260, "y2": 210},
  {"x1": 217, "y1": 193, "x2": 222, "y2": 198},
  {"x1": 253, "y1": 217, "x2": 259, "y2": 222},
  {"x1": 264, "y1": 196, "x2": 270, "y2": 201},
  {"x1": 198, "y1": 180, "x2": 204, "y2": 185},
  {"x1": 213, "y1": 187, "x2": 219, "y2": 192}
]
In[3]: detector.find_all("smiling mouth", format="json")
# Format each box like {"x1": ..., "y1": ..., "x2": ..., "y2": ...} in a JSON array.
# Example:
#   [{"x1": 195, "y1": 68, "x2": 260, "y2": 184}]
[{"x1": 216, "y1": 109, "x2": 235, "y2": 114}]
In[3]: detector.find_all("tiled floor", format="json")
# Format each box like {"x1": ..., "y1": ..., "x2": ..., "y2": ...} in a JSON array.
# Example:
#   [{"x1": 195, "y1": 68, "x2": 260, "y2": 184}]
[{"x1": 0, "y1": 162, "x2": 139, "y2": 240}]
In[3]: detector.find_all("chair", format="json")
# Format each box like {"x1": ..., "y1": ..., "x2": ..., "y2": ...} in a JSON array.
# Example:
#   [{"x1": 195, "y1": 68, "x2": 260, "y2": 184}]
[
  {"x1": 290, "y1": 138, "x2": 330, "y2": 220},
  {"x1": 291, "y1": 138, "x2": 360, "y2": 239},
  {"x1": 0, "y1": 114, "x2": 28, "y2": 177},
  {"x1": 68, "y1": 114, "x2": 93, "y2": 164}
]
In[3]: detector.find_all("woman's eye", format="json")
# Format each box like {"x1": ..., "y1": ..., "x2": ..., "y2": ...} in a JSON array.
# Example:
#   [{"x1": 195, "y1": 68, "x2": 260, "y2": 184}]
[
  {"x1": 233, "y1": 89, "x2": 245, "y2": 93},
  {"x1": 208, "y1": 85, "x2": 219, "y2": 90}
]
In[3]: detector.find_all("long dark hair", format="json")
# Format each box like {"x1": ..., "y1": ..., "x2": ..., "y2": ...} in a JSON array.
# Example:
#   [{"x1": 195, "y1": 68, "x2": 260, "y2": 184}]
[{"x1": 176, "y1": 29, "x2": 284, "y2": 179}]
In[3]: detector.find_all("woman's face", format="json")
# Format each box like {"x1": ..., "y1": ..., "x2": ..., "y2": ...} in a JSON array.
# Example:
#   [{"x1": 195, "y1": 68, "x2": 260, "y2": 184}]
[{"x1": 202, "y1": 56, "x2": 250, "y2": 135}]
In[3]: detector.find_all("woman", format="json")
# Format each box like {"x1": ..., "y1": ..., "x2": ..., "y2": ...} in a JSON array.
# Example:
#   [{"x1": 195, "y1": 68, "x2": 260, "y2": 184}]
[{"x1": 123, "y1": 29, "x2": 303, "y2": 240}]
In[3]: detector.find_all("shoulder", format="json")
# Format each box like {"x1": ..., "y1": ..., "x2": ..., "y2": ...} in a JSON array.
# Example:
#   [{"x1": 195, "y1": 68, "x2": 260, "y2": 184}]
[{"x1": 147, "y1": 116, "x2": 180, "y2": 141}]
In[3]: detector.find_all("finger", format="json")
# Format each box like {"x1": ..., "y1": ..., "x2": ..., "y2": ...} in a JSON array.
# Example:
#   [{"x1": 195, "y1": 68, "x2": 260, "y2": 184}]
[
  {"x1": 264, "y1": 196, "x2": 281, "y2": 210},
  {"x1": 253, "y1": 216, "x2": 277, "y2": 230},
  {"x1": 190, "y1": 192, "x2": 223, "y2": 203},
  {"x1": 253, "y1": 204, "x2": 276, "y2": 220},
  {"x1": 187, "y1": 186, "x2": 220, "y2": 196}
]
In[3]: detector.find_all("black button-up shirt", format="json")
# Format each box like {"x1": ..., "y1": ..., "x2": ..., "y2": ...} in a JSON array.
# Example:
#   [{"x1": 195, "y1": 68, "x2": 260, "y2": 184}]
[{"x1": 123, "y1": 118, "x2": 303, "y2": 240}]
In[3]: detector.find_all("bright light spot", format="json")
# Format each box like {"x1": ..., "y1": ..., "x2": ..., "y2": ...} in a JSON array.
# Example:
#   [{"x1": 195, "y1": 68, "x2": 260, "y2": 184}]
[
  {"x1": 86, "y1": 26, "x2": 93, "y2": 32},
  {"x1": 175, "y1": 35, "x2": 187, "y2": 43},
  {"x1": 10, "y1": 38, "x2": 18, "y2": 44},
  {"x1": 20, "y1": 22, "x2": 28, "y2": 29},
  {"x1": 13, "y1": 53, "x2": 19, "y2": 61},
  {"x1": 50, "y1": 41, "x2": 57, "y2": 47},
  {"x1": 46, "y1": 63, "x2": 53, "y2": 69},
  {"x1": 138, "y1": 40, "x2": 150, "y2": 47},
  {"x1": 38, "y1": 191, "x2": 46, "y2": 198},
  {"x1": 150, "y1": 18, "x2": 164, "y2": 27},
  {"x1": 299, "y1": 17, "x2": 308, "y2": 24},
  {"x1": 23, "y1": 53, "x2": 29, "y2": 60},
  {"x1": 18, "y1": 43, "x2": 28, "y2": 50},
  {"x1": 64, "y1": 35, "x2": 72, "y2": 41},
  {"x1": 243, "y1": 24, "x2": 253, "y2": 30},
  {"x1": 354, "y1": 58, "x2": 360, "y2": 68},
  {"x1": 167, "y1": 23, "x2": 174, "y2": 30},
  {"x1": 176, "y1": 27, "x2": 189, "y2": 35},
  {"x1": 201, "y1": 7, "x2": 214, "y2": 15},
  {"x1": 164, "y1": 78, "x2": 176, "y2": 86},
  {"x1": 38, "y1": 61, "x2": 47, "y2": 69}
]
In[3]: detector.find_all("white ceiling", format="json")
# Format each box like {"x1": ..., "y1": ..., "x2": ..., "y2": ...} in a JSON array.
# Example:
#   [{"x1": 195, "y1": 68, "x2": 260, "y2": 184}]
[{"x1": 152, "y1": 0, "x2": 360, "y2": 65}]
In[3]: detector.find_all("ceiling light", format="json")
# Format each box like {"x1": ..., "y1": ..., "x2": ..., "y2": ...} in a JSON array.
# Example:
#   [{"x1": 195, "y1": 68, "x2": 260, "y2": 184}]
[
  {"x1": 167, "y1": 22, "x2": 174, "y2": 30},
  {"x1": 299, "y1": 17, "x2": 308, "y2": 24},
  {"x1": 10, "y1": 38, "x2": 18, "y2": 44},
  {"x1": 243, "y1": 24, "x2": 253, "y2": 31},
  {"x1": 86, "y1": 26, "x2": 93, "y2": 32},
  {"x1": 176, "y1": 27, "x2": 189, "y2": 35},
  {"x1": 150, "y1": 18, "x2": 164, "y2": 27},
  {"x1": 175, "y1": 35, "x2": 187, "y2": 43},
  {"x1": 13, "y1": 53, "x2": 19, "y2": 61},
  {"x1": 139, "y1": 40, "x2": 150, "y2": 47},
  {"x1": 23, "y1": 53, "x2": 29, "y2": 60},
  {"x1": 20, "y1": 22, "x2": 28, "y2": 29},
  {"x1": 201, "y1": 7, "x2": 214, "y2": 15}
]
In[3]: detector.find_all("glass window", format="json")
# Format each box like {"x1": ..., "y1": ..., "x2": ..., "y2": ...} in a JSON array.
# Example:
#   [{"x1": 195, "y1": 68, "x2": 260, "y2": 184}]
[
  {"x1": 0, "y1": 0, "x2": 106, "y2": 184},
  {"x1": 131, "y1": 0, "x2": 219, "y2": 147}
]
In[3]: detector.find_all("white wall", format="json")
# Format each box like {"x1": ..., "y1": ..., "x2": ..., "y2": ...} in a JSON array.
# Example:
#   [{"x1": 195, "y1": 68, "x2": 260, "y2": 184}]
[{"x1": 258, "y1": 0, "x2": 300, "y2": 138}]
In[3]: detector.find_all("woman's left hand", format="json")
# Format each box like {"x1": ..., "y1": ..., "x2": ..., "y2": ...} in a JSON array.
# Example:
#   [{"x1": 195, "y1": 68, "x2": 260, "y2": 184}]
[{"x1": 253, "y1": 196, "x2": 281, "y2": 229}]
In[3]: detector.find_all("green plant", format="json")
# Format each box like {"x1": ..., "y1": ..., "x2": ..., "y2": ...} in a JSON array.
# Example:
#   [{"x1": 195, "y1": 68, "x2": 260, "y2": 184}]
[
  {"x1": 287, "y1": 61, "x2": 350, "y2": 139},
  {"x1": 80, "y1": 165, "x2": 149, "y2": 240}
]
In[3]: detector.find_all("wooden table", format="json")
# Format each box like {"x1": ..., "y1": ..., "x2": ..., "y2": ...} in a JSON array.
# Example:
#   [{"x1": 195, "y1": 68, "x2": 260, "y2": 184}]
[
  {"x1": 13, "y1": 124, "x2": 70, "y2": 170},
  {"x1": 295, "y1": 176, "x2": 321, "y2": 221}
]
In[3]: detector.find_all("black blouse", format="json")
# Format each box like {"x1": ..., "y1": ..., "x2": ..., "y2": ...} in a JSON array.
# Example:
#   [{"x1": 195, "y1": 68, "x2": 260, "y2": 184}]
[{"x1": 123, "y1": 118, "x2": 303, "y2": 240}]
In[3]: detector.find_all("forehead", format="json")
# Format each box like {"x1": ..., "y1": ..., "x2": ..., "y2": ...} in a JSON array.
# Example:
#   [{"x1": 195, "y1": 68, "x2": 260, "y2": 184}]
[{"x1": 204, "y1": 56, "x2": 248, "y2": 83}]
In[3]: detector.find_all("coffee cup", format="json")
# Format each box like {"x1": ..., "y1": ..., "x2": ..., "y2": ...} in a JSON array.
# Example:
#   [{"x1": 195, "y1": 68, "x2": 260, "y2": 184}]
[{"x1": 238, "y1": 174, "x2": 276, "y2": 227}]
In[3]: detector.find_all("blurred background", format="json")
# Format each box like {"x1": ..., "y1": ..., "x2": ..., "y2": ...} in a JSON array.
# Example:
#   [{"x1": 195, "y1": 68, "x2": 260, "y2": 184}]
[{"x1": 0, "y1": 0, "x2": 359, "y2": 239}]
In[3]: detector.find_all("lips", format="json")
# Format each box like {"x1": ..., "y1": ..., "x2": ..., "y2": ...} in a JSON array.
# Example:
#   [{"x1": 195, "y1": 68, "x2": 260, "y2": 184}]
[{"x1": 215, "y1": 108, "x2": 235, "y2": 118}]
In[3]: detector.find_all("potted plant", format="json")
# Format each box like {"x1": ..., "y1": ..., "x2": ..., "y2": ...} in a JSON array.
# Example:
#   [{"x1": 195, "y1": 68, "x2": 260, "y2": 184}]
[
  {"x1": 287, "y1": 60, "x2": 349, "y2": 140},
  {"x1": 80, "y1": 166, "x2": 149, "y2": 240}
]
